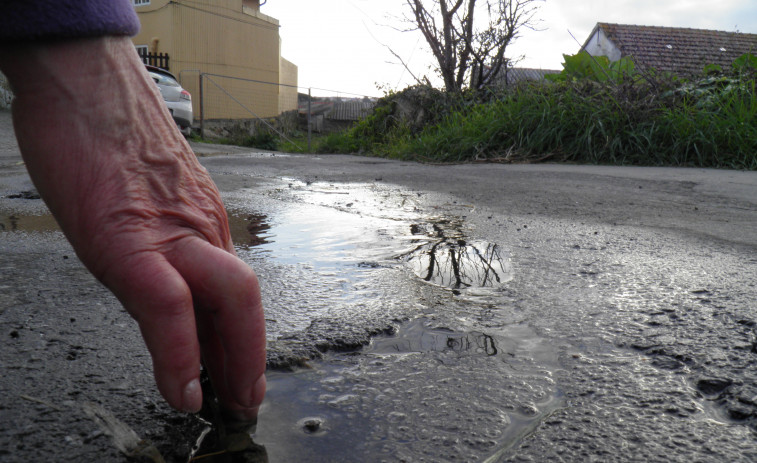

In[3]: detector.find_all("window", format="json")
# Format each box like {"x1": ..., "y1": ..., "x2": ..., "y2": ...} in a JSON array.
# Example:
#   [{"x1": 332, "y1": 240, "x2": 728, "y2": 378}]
[
  {"x1": 133, "y1": 0, "x2": 150, "y2": 6},
  {"x1": 135, "y1": 45, "x2": 149, "y2": 64}
]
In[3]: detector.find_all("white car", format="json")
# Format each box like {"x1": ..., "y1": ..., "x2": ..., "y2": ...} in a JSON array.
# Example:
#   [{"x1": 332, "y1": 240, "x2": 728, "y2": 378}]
[{"x1": 146, "y1": 65, "x2": 193, "y2": 136}]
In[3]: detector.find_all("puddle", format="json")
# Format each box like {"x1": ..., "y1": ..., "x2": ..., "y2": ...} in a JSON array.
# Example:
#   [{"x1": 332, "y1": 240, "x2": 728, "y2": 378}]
[
  {"x1": 406, "y1": 239, "x2": 512, "y2": 292},
  {"x1": 227, "y1": 212, "x2": 272, "y2": 247},
  {"x1": 403, "y1": 217, "x2": 513, "y2": 297},
  {"x1": 220, "y1": 187, "x2": 560, "y2": 460},
  {"x1": 226, "y1": 203, "x2": 414, "y2": 338},
  {"x1": 229, "y1": 204, "x2": 401, "y2": 269},
  {"x1": 185, "y1": 370, "x2": 269, "y2": 462},
  {"x1": 224, "y1": 182, "x2": 520, "y2": 342},
  {"x1": 254, "y1": 317, "x2": 564, "y2": 462},
  {"x1": 366, "y1": 317, "x2": 501, "y2": 356},
  {"x1": 229, "y1": 206, "x2": 512, "y2": 295},
  {"x1": 281, "y1": 179, "x2": 425, "y2": 222},
  {"x1": 0, "y1": 212, "x2": 59, "y2": 233}
]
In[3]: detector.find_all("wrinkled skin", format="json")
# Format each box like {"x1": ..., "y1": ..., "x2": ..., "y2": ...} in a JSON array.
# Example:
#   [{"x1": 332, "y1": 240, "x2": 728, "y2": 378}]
[{"x1": 0, "y1": 37, "x2": 266, "y2": 420}]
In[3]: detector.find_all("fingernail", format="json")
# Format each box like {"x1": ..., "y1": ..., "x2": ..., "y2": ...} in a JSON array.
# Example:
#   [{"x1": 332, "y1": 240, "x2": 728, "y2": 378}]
[{"x1": 182, "y1": 378, "x2": 202, "y2": 413}]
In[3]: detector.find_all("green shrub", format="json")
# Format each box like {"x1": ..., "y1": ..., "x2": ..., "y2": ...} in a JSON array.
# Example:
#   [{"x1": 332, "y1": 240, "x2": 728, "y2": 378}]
[
  {"x1": 313, "y1": 53, "x2": 757, "y2": 170},
  {"x1": 241, "y1": 131, "x2": 278, "y2": 151}
]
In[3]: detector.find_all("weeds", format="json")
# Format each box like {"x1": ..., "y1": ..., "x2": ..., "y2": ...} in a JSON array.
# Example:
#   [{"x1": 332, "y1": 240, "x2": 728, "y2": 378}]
[
  {"x1": 310, "y1": 53, "x2": 757, "y2": 170},
  {"x1": 192, "y1": 54, "x2": 756, "y2": 170}
]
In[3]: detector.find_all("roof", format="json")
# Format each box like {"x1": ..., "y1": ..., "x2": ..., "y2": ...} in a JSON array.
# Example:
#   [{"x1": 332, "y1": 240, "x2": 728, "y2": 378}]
[
  {"x1": 583, "y1": 23, "x2": 757, "y2": 75},
  {"x1": 497, "y1": 67, "x2": 561, "y2": 85},
  {"x1": 482, "y1": 67, "x2": 561, "y2": 88}
]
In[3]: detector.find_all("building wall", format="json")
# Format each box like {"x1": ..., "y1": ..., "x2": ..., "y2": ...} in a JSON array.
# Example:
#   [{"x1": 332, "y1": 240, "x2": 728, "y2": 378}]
[
  {"x1": 132, "y1": 0, "x2": 292, "y2": 120},
  {"x1": 132, "y1": 0, "x2": 174, "y2": 55},
  {"x1": 583, "y1": 29, "x2": 622, "y2": 62},
  {"x1": 279, "y1": 57, "x2": 299, "y2": 113}
]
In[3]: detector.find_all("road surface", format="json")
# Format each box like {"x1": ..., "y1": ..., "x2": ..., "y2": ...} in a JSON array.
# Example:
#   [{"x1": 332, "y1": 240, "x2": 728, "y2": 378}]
[{"x1": 1, "y1": 110, "x2": 757, "y2": 461}]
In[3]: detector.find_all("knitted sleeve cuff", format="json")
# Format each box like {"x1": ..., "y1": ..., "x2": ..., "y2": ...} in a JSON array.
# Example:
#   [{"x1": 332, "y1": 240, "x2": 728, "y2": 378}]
[{"x1": 0, "y1": 0, "x2": 140, "y2": 43}]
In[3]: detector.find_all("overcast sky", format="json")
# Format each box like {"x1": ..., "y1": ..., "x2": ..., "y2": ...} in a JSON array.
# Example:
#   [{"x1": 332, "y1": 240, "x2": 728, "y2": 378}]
[{"x1": 262, "y1": 0, "x2": 757, "y2": 97}]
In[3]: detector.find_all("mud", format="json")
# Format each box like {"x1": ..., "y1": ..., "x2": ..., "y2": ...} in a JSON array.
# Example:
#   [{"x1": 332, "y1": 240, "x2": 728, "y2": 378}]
[{"x1": 2, "y1": 108, "x2": 757, "y2": 462}]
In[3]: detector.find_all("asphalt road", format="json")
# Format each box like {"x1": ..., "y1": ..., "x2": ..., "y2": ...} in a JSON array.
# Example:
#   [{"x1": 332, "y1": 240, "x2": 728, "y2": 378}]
[{"x1": 1, "y1": 109, "x2": 757, "y2": 461}]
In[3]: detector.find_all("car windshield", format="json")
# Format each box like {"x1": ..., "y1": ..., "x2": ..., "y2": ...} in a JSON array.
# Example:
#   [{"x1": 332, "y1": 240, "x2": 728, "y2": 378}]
[{"x1": 148, "y1": 71, "x2": 180, "y2": 88}]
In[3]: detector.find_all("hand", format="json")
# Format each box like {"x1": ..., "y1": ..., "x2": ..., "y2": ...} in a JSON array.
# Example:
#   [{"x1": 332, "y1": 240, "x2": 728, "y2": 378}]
[{"x1": 0, "y1": 37, "x2": 266, "y2": 419}]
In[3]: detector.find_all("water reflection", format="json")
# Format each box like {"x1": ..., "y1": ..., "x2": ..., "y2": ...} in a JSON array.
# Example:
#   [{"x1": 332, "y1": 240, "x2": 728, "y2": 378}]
[
  {"x1": 367, "y1": 318, "x2": 499, "y2": 357},
  {"x1": 227, "y1": 212, "x2": 271, "y2": 248},
  {"x1": 408, "y1": 240, "x2": 511, "y2": 290},
  {"x1": 404, "y1": 219, "x2": 513, "y2": 292},
  {"x1": 0, "y1": 212, "x2": 60, "y2": 233}
]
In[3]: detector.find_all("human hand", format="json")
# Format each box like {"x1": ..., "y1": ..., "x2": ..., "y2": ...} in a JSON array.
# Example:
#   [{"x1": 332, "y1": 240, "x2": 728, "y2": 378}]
[{"x1": 0, "y1": 37, "x2": 266, "y2": 419}]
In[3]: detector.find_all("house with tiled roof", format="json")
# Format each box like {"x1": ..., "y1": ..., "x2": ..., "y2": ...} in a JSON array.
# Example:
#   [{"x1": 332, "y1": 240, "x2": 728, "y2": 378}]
[{"x1": 581, "y1": 23, "x2": 757, "y2": 76}]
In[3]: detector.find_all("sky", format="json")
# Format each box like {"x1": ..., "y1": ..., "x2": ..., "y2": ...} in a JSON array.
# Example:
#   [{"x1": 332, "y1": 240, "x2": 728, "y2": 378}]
[{"x1": 261, "y1": 0, "x2": 757, "y2": 97}]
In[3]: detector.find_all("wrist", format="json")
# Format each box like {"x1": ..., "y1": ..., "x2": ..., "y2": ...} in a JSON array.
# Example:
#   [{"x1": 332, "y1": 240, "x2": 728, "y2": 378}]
[{"x1": 1, "y1": 36, "x2": 144, "y2": 103}]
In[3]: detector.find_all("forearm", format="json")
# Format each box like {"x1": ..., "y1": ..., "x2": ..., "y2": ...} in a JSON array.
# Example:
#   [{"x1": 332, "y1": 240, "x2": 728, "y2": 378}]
[{"x1": 0, "y1": 37, "x2": 210, "y2": 258}]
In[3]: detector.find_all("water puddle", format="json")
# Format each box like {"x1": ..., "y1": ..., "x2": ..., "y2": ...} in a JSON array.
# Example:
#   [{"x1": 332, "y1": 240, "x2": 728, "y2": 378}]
[
  {"x1": 1, "y1": 190, "x2": 58, "y2": 233},
  {"x1": 219, "y1": 185, "x2": 562, "y2": 461},
  {"x1": 185, "y1": 370, "x2": 269, "y2": 462},
  {"x1": 405, "y1": 239, "x2": 512, "y2": 292},
  {"x1": 0, "y1": 211, "x2": 59, "y2": 233},
  {"x1": 253, "y1": 317, "x2": 564, "y2": 462},
  {"x1": 400, "y1": 217, "x2": 514, "y2": 308},
  {"x1": 226, "y1": 201, "x2": 413, "y2": 338},
  {"x1": 229, "y1": 203, "x2": 402, "y2": 269},
  {"x1": 366, "y1": 317, "x2": 501, "y2": 356}
]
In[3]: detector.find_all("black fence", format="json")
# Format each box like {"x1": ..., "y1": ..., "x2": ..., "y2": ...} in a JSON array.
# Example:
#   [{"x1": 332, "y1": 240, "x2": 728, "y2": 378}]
[{"x1": 137, "y1": 49, "x2": 170, "y2": 71}]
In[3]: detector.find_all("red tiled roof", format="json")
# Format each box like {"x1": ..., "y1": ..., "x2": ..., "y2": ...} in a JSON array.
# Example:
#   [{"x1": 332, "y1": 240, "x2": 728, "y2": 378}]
[{"x1": 584, "y1": 23, "x2": 757, "y2": 75}]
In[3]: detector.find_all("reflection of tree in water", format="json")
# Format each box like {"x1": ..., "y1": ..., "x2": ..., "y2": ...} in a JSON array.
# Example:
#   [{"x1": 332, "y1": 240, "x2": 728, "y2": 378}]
[
  {"x1": 227, "y1": 212, "x2": 271, "y2": 248},
  {"x1": 370, "y1": 319, "x2": 500, "y2": 357},
  {"x1": 444, "y1": 331, "x2": 498, "y2": 356},
  {"x1": 405, "y1": 223, "x2": 511, "y2": 290}
]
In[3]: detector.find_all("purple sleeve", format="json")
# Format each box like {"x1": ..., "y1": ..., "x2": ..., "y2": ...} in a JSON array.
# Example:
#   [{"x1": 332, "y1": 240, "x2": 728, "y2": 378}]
[{"x1": 0, "y1": 0, "x2": 140, "y2": 43}]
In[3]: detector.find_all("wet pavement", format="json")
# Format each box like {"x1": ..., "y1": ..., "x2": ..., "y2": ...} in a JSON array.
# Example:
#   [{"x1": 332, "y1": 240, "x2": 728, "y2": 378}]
[{"x1": 2, "y1": 109, "x2": 757, "y2": 461}]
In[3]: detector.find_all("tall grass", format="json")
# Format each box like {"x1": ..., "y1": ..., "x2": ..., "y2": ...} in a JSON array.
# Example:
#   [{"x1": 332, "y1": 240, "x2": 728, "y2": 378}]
[{"x1": 312, "y1": 72, "x2": 757, "y2": 170}]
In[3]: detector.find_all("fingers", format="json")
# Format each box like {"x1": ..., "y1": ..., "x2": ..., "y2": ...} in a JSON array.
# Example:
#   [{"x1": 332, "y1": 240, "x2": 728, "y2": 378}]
[
  {"x1": 169, "y1": 237, "x2": 267, "y2": 419},
  {"x1": 101, "y1": 252, "x2": 203, "y2": 413},
  {"x1": 97, "y1": 236, "x2": 266, "y2": 419}
]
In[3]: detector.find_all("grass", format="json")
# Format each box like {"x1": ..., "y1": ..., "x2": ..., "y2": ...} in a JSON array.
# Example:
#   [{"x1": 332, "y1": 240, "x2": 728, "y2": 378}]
[
  {"x1": 190, "y1": 62, "x2": 757, "y2": 170},
  {"x1": 309, "y1": 68, "x2": 757, "y2": 170}
]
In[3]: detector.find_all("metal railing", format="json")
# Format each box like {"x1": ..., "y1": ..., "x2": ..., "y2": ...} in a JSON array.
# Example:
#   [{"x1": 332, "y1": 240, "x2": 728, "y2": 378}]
[{"x1": 137, "y1": 49, "x2": 171, "y2": 70}]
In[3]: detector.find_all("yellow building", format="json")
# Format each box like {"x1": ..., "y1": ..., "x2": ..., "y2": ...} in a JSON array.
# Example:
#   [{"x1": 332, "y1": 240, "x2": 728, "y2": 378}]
[{"x1": 131, "y1": 0, "x2": 298, "y2": 120}]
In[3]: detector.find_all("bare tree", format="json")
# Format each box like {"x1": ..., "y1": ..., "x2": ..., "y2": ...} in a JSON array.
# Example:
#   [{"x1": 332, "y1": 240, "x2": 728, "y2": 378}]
[{"x1": 404, "y1": 0, "x2": 542, "y2": 92}]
